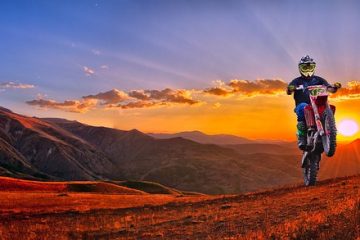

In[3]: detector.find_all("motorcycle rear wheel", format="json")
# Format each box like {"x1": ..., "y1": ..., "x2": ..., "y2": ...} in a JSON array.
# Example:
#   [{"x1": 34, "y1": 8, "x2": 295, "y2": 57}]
[{"x1": 322, "y1": 107, "x2": 337, "y2": 157}]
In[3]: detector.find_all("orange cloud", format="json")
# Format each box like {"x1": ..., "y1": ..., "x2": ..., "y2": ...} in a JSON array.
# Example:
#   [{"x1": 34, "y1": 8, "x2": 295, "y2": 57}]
[
  {"x1": 120, "y1": 88, "x2": 200, "y2": 109},
  {"x1": 27, "y1": 88, "x2": 200, "y2": 112},
  {"x1": 128, "y1": 90, "x2": 150, "y2": 100},
  {"x1": 144, "y1": 88, "x2": 199, "y2": 105},
  {"x1": 83, "y1": 89, "x2": 129, "y2": 105},
  {"x1": 118, "y1": 101, "x2": 163, "y2": 109},
  {"x1": 203, "y1": 79, "x2": 287, "y2": 96},
  {"x1": 331, "y1": 81, "x2": 360, "y2": 100},
  {"x1": 26, "y1": 79, "x2": 289, "y2": 113},
  {"x1": 26, "y1": 98, "x2": 96, "y2": 113},
  {"x1": 229, "y1": 79, "x2": 287, "y2": 95},
  {"x1": 203, "y1": 87, "x2": 233, "y2": 96}
]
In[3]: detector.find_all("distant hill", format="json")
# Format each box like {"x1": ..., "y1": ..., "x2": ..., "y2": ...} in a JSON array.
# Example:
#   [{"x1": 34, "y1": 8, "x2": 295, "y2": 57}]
[
  {"x1": 224, "y1": 143, "x2": 300, "y2": 155},
  {"x1": 320, "y1": 139, "x2": 360, "y2": 179},
  {"x1": 0, "y1": 106, "x2": 359, "y2": 194},
  {"x1": 0, "y1": 176, "x2": 146, "y2": 194},
  {"x1": 148, "y1": 131, "x2": 253, "y2": 145},
  {"x1": 112, "y1": 180, "x2": 204, "y2": 195},
  {"x1": 0, "y1": 108, "x2": 120, "y2": 181},
  {"x1": 45, "y1": 118, "x2": 310, "y2": 193}
]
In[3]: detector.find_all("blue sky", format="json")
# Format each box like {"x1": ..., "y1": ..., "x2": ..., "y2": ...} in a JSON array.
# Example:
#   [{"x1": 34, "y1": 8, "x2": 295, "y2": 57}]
[
  {"x1": 0, "y1": 0, "x2": 360, "y2": 138},
  {"x1": 1, "y1": 1, "x2": 360, "y2": 87}
]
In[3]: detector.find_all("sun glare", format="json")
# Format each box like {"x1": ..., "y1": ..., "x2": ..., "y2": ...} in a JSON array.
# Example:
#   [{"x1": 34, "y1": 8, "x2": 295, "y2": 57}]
[{"x1": 338, "y1": 119, "x2": 359, "y2": 137}]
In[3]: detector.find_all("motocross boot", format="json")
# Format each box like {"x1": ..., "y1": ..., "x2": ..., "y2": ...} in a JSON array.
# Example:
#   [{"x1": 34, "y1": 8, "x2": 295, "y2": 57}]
[{"x1": 297, "y1": 121, "x2": 307, "y2": 150}]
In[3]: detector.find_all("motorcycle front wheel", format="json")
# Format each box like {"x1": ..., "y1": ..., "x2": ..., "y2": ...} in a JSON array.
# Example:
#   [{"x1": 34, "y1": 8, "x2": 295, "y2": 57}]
[{"x1": 321, "y1": 107, "x2": 337, "y2": 157}]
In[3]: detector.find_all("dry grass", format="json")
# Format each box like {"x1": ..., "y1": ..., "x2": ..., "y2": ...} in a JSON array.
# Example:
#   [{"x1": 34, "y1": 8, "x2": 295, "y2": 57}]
[
  {"x1": 0, "y1": 177, "x2": 67, "y2": 192},
  {"x1": 0, "y1": 176, "x2": 360, "y2": 239},
  {"x1": 0, "y1": 177, "x2": 146, "y2": 194}
]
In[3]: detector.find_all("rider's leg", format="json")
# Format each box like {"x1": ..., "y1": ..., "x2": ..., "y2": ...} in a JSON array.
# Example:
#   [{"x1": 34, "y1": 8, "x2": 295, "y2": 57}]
[{"x1": 295, "y1": 103, "x2": 308, "y2": 150}]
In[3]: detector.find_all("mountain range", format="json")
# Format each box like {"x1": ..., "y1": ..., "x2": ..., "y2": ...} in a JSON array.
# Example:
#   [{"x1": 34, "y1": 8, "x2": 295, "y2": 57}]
[
  {"x1": 148, "y1": 131, "x2": 252, "y2": 145},
  {"x1": 148, "y1": 131, "x2": 290, "y2": 145},
  {"x1": 0, "y1": 106, "x2": 359, "y2": 194},
  {"x1": 320, "y1": 139, "x2": 360, "y2": 178}
]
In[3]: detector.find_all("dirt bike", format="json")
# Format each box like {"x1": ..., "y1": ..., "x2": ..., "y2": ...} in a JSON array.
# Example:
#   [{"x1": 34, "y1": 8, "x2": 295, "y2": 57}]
[{"x1": 295, "y1": 85, "x2": 338, "y2": 186}]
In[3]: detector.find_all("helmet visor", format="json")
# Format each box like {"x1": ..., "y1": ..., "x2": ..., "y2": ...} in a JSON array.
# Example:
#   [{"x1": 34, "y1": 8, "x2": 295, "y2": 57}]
[
  {"x1": 299, "y1": 63, "x2": 315, "y2": 71},
  {"x1": 299, "y1": 63, "x2": 315, "y2": 76}
]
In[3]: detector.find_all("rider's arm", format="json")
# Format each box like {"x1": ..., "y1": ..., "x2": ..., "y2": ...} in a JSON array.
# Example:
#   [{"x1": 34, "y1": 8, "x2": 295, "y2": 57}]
[
  {"x1": 327, "y1": 86, "x2": 338, "y2": 93},
  {"x1": 287, "y1": 79, "x2": 297, "y2": 95},
  {"x1": 328, "y1": 83, "x2": 342, "y2": 93},
  {"x1": 319, "y1": 77, "x2": 338, "y2": 93},
  {"x1": 287, "y1": 85, "x2": 295, "y2": 95}
]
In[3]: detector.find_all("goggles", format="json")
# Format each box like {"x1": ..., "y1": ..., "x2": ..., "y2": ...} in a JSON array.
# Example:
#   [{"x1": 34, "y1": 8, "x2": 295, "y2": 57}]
[{"x1": 299, "y1": 63, "x2": 316, "y2": 71}]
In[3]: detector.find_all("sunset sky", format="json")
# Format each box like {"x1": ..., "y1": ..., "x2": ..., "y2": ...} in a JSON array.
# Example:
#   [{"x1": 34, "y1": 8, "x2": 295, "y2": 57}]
[{"x1": 1, "y1": 0, "x2": 360, "y2": 141}]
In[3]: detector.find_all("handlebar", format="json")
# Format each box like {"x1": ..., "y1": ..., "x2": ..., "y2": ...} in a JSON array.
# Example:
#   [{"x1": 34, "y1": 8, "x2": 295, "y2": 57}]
[{"x1": 289, "y1": 84, "x2": 340, "y2": 93}]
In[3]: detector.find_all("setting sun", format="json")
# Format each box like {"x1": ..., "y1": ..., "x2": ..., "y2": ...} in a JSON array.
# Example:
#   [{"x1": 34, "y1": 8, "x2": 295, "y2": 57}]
[{"x1": 338, "y1": 119, "x2": 359, "y2": 137}]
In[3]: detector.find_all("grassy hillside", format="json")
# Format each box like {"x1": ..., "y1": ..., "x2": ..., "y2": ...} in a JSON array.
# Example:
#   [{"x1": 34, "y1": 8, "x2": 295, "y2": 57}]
[
  {"x1": 0, "y1": 177, "x2": 146, "y2": 195},
  {"x1": 1, "y1": 175, "x2": 360, "y2": 239}
]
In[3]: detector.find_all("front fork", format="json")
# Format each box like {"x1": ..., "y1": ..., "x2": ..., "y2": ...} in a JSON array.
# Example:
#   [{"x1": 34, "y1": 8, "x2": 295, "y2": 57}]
[
  {"x1": 301, "y1": 134, "x2": 322, "y2": 169},
  {"x1": 306, "y1": 129, "x2": 319, "y2": 153},
  {"x1": 303, "y1": 153, "x2": 321, "y2": 170},
  {"x1": 302, "y1": 102, "x2": 328, "y2": 168},
  {"x1": 310, "y1": 100, "x2": 327, "y2": 137}
]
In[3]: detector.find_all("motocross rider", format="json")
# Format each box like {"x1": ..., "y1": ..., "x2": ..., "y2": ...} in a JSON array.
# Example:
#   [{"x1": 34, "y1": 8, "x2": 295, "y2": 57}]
[{"x1": 287, "y1": 55, "x2": 341, "y2": 150}]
